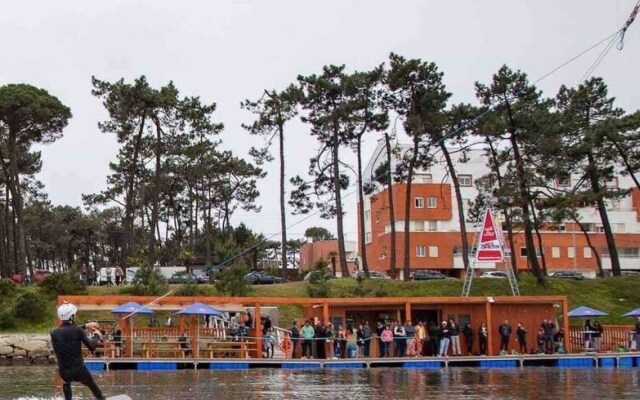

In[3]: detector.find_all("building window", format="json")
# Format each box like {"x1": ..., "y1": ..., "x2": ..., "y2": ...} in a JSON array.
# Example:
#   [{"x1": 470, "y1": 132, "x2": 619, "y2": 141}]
[
  {"x1": 618, "y1": 248, "x2": 640, "y2": 258},
  {"x1": 583, "y1": 247, "x2": 592, "y2": 258},
  {"x1": 595, "y1": 225, "x2": 605, "y2": 233},
  {"x1": 365, "y1": 232, "x2": 372, "y2": 244},
  {"x1": 364, "y1": 210, "x2": 371, "y2": 221},
  {"x1": 551, "y1": 247, "x2": 560, "y2": 259},
  {"x1": 427, "y1": 197, "x2": 437, "y2": 209},
  {"x1": 556, "y1": 176, "x2": 571, "y2": 187},
  {"x1": 415, "y1": 173, "x2": 433, "y2": 184},
  {"x1": 427, "y1": 221, "x2": 438, "y2": 231},
  {"x1": 415, "y1": 197, "x2": 425, "y2": 209},
  {"x1": 414, "y1": 221, "x2": 425, "y2": 232},
  {"x1": 520, "y1": 247, "x2": 542, "y2": 257},
  {"x1": 429, "y1": 246, "x2": 439, "y2": 258},
  {"x1": 553, "y1": 224, "x2": 566, "y2": 232},
  {"x1": 568, "y1": 247, "x2": 575, "y2": 259},
  {"x1": 614, "y1": 223, "x2": 626, "y2": 233},
  {"x1": 605, "y1": 177, "x2": 618, "y2": 188},
  {"x1": 458, "y1": 174, "x2": 473, "y2": 187},
  {"x1": 416, "y1": 245, "x2": 426, "y2": 257},
  {"x1": 384, "y1": 224, "x2": 391, "y2": 233}
]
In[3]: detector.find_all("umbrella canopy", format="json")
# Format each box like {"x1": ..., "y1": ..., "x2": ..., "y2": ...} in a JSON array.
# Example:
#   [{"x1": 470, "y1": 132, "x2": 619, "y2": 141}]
[
  {"x1": 567, "y1": 306, "x2": 608, "y2": 317},
  {"x1": 175, "y1": 302, "x2": 223, "y2": 316},
  {"x1": 622, "y1": 307, "x2": 640, "y2": 317},
  {"x1": 111, "y1": 301, "x2": 154, "y2": 315}
]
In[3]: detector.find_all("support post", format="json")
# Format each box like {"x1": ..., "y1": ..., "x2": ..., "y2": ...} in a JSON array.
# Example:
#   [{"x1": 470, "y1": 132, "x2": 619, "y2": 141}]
[
  {"x1": 255, "y1": 303, "x2": 262, "y2": 359},
  {"x1": 405, "y1": 302, "x2": 412, "y2": 323},
  {"x1": 322, "y1": 302, "x2": 330, "y2": 325},
  {"x1": 485, "y1": 300, "x2": 493, "y2": 355},
  {"x1": 562, "y1": 298, "x2": 570, "y2": 353}
]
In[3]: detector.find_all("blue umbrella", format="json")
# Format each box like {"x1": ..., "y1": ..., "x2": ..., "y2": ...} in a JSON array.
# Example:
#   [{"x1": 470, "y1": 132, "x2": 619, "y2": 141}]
[
  {"x1": 175, "y1": 303, "x2": 224, "y2": 357},
  {"x1": 567, "y1": 306, "x2": 609, "y2": 317},
  {"x1": 622, "y1": 307, "x2": 640, "y2": 317},
  {"x1": 175, "y1": 302, "x2": 223, "y2": 316},
  {"x1": 112, "y1": 301, "x2": 154, "y2": 315}
]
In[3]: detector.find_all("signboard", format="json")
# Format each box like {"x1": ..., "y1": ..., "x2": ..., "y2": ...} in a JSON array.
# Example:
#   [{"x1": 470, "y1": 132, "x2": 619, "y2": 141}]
[{"x1": 475, "y1": 208, "x2": 504, "y2": 262}]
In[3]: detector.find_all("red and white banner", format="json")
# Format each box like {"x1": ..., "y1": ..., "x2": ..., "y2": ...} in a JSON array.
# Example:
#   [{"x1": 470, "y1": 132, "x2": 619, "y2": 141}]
[{"x1": 475, "y1": 208, "x2": 504, "y2": 262}]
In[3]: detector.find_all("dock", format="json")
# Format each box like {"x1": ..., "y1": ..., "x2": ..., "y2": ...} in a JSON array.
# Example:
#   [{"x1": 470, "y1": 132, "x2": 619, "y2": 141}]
[{"x1": 85, "y1": 353, "x2": 640, "y2": 371}]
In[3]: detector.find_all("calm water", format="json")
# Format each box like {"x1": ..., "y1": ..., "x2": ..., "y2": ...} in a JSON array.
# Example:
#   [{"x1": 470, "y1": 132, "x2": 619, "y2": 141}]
[{"x1": 2, "y1": 366, "x2": 640, "y2": 399}]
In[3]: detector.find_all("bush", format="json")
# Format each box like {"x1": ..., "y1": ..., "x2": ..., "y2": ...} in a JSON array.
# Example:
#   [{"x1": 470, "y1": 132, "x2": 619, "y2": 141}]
[
  {"x1": 0, "y1": 309, "x2": 16, "y2": 329},
  {"x1": 39, "y1": 271, "x2": 87, "y2": 297},
  {"x1": 0, "y1": 278, "x2": 15, "y2": 297},
  {"x1": 13, "y1": 291, "x2": 48, "y2": 322},
  {"x1": 350, "y1": 275, "x2": 369, "y2": 297},
  {"x1": 215, "y1": 265, "x2": 250, "y2": 297},
  {"x1": 131, "y1": 265, "x2": 169, "y2": 296},
  {"x1": 174, "y1": 283, "x2": 203, "y2": 297},
  {"x1": 373, "y1": 283, "x2": 389, "y2": 297}
]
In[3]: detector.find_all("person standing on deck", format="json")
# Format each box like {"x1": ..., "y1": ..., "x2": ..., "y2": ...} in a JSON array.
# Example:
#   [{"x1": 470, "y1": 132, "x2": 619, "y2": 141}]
[
  {"x1": 50, "y1": 303, "x2": 106, "y2": 400},
  {"x1": 498, "y1": 320, "x2": 512, "y2": 355},
  {"x1": 362, "y1": 321, "x2": 372, "y2": 357},
  {"x1": 478, "y1": 322, "x2": 488, "y2": 355},
  {"x1": 380, "y1": 324, "x2": 393, "y2": 357},
  {"x1": 449, "y1": 318, "x2": 461, "y2": 356},
  {"x1": 290, "y1": 321, "x2": 300, "y2": 359},
  {"x1": 300, "y1": 320, "x2": 314, "y2": 359},
  {"x1": 438, "y1": 321, "x2": 451, "y2": 357},
  {"x1": 541, "y1": 319, "x2": 555, "y2": 354},
  {"x1": 428, "y1": 321, "x2": 440, "y2": 357},
  {"x1": 462, "y1": 323, "x2": 474, "y2": 356},
  {"x1": 635, "y1": 318, "x2": 640, "y2": 351},
  {"x1": 516, "y1": 323, "x2": 528, "y2": 354}
]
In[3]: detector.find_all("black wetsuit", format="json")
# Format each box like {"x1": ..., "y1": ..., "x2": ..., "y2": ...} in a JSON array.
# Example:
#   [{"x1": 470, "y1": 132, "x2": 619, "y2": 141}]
[{"x1": 50, "y1": 322, "x2": 105, "y2": 400}]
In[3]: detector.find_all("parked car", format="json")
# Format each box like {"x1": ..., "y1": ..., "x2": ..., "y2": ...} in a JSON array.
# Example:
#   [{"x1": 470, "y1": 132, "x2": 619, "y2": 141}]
[
  {"x1": 244, "y1": 271, "x2": 283, "y2": 285},
  {"x1": 351, "y1": 271, "x2": 391, "y2": 280},
  {"x1": 193, "y1": 271, "x2": 210, "y2": 284},
  {"x1": 551, "y1": 271, "x2": 585, "y2": 280},
  {"x1": 168, "y1": 271, "x2": 199, "y2": 284},
  {"x1": 206, "y1": 266, "x2": 225, "y2": 281},
  {"x1": 303, "y1": 271, "x2": 337, "y2": 281},
  {"x1": 479, "y1": 271, "x2": 508, "y2": 279},
  {"x1": 621, "y1": 271, "x2": 640, "y2": 276},
  {"x1": 410, "y1": 270, "x2": 455, "y2": 281}
]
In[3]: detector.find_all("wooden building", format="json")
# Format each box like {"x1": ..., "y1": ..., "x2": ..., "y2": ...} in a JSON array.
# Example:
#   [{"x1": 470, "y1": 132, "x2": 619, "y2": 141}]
[{"x1": 58, "y1": 294, "x2": 568, "y2": 357}]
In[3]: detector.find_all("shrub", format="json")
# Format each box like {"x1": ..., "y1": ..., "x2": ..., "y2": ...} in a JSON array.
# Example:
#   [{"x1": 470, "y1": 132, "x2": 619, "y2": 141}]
[
  {"x1": 373, "y1": 283, "x2": 389, "y2": 297},
  {"x1": 0, "y1": 278, "x2": 15, "y2": 297},
  {"x1": 215, "y1": 265, "x2": 250, "y2": 297},
  {"x1": 0, "y1": 309, "x2": 16, "y2": 329},
  {"x1": 13, "y1": 291, "x2": 48, "y2": 322},
  {"x1": 131, "y1": 265, "x2": 169, "y2": 296},
  {"x1": 351, "y1": 275, "x2": 369, "y2": 297},
  {"x1": 39, "y1": 271, "x2": 87, "y2": 297},
  {"x1": 174, "y1": 283, "x2": 202, "y2": 297}
]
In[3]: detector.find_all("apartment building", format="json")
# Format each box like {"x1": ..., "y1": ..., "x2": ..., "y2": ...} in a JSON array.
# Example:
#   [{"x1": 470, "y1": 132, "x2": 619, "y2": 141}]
[{"x1": 360, "y1": 140, "x2": 640, "y2": 279}]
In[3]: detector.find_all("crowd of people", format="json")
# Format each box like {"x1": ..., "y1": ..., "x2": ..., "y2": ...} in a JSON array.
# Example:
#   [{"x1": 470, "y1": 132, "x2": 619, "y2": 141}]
[{"x1": 284, "y1": 317, "x2": 570, "y2": 359}]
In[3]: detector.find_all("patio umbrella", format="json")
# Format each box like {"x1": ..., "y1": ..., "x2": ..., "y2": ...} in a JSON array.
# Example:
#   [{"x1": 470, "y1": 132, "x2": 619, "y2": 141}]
[
  {"x1": 622, "y1": 307, "x2": 640, "y2": 317},
  {"x1": 111, "y1": 301, "x2": 154, "y2": 315},
  {"x1": 111, "y1": 301, "x2": 155, "y2": 357},
  {"x1": 567, "y1": 306, "x2": 609, "y2": 317},
  {"x1": 175, "y1": 303, "x2": 224, "y2": 356}
]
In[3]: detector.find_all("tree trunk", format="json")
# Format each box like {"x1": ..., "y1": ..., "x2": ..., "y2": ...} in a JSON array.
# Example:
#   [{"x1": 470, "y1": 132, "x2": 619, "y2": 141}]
[
  {"x1": 485, "y1": 138, "x2": 519, "y2": 276},
  {"x1": 570, "y1": 214, "x2": 604, "y2": 277},
  {"x1": 402, "y1": 139, "x2": 419, "y2": 280},
  {"x1": 332, "y1": 129, "x2": 349, "y2": 277},
  {"x1": 384, "y1": 132, "x2": 397, "y2": 279},
  {"x1": 504, "y1": 97, "x2": 545, "y2": 285},
  {"x1": 122, "y1": 114, "x2": 146, "y2": 264},
  {"x1": 529, "y1": 201, "x2": 547, "y2": 275},
  {"x1": 440, "y1": 145, "x2": 470, "y2": 271},
  {"x1": 0, "y1": 200, "x2": 6, "y2": 278},
  {"x1": 356, "y1": 137, "x2": 369, "y2": 274},
  {"x1": 8, "y1": 132, "x2": 26, "y2": 276},
  {"x1": 147, "y1": 119, "x2": 163, "y2": 267},
  {"x1": 586, "y1": 150, "x2": 621, "y2": 276},
  {"x1": 278, "y1": 121, "x2": 288, "y2": 282}
]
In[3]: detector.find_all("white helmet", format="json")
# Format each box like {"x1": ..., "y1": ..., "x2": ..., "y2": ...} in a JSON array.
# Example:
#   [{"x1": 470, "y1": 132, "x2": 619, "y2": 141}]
[{"x1": 57, "y1": 303, "x2": 78, "y2": 321}]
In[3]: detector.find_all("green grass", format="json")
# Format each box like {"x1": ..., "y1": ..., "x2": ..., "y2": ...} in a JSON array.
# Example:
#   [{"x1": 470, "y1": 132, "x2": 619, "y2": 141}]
[{"x1": 5, "y1": 275, "x2": 640, "y2": 333}]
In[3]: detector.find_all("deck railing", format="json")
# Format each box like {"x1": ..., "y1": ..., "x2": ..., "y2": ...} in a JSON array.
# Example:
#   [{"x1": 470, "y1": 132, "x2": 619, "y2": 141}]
[{"x1": 568, "y1": 325, "x2": 636, "y2": 353}]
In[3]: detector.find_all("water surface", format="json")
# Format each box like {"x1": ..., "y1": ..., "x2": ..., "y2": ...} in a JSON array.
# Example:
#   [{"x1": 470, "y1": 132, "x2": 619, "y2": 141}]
[{"x1": 3, "y1": 366, "x2": 639, "y2": 399}]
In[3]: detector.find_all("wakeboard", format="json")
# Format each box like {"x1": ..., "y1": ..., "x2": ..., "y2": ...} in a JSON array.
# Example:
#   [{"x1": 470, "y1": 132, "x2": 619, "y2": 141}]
[{"x1": 107, "y1": 396, "x2": 133, "y2": 400}]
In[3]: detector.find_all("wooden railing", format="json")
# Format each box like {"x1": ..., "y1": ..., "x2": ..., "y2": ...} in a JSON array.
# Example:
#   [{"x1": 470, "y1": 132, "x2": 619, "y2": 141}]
[{"x1": 568, "y1": 325, "x2": 635, "y2": 353}]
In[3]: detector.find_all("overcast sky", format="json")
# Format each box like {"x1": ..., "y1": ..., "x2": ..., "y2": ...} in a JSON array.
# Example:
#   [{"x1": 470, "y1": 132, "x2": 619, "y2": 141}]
[{"x1": 1, "y1": 0, "x2": 639, "y2": 243}]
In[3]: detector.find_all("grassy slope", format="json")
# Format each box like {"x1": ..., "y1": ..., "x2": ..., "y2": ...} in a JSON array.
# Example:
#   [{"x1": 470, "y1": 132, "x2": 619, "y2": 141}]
[{"x1": 5, "y1": 275, "x2": 640, "y2": 333}]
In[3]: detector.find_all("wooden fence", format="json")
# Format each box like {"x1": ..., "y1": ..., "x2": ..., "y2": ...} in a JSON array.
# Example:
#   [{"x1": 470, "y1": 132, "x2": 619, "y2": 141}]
[{"x1": 568, "y1": 325, "x2": 636, "y2": 353}]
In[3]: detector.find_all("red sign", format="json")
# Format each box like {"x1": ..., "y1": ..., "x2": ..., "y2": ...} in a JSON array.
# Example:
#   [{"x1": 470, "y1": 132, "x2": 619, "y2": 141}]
[{"x1": 476, "y1": 208, "x2": 504, "y2": 262}]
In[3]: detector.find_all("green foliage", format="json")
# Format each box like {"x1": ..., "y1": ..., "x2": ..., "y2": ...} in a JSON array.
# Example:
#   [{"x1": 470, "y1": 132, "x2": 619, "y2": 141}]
[
  {"x1": 215, "y1": 265, "x2": 250, "y2": 297},
  {"x1": 13, "y1": 291, "x2": 48, "y2": 322},
  {"x1": 350, "y1": 275, "x2": 369, "y2": 297},
  {"x1": 0, "y1": 309, "x2": 16, "y2": 330},
  {"x1": 0, "y1": 278, "x2": 16, "y2": 297},
  {"x1": 131, "y1": 265, "x2": 169, "y2": 296},
  {"x1": 303, "y1": 227, "x2": 335, "y2": 242},
  {"x1": 174, "y1": 283, "x2": 203, "y2": 297},
  {"x1": 39, "y1": 271, "x2": 87, "y2": 297},
  {"x1": 373, "y1": 283, "x2": 389, "y2": 297}
]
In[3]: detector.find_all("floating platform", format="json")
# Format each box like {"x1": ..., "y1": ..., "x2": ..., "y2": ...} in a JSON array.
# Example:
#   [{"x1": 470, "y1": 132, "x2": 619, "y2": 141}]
[{"x1": 84, "y1": 354, "x2": 640, "y2": 371}]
